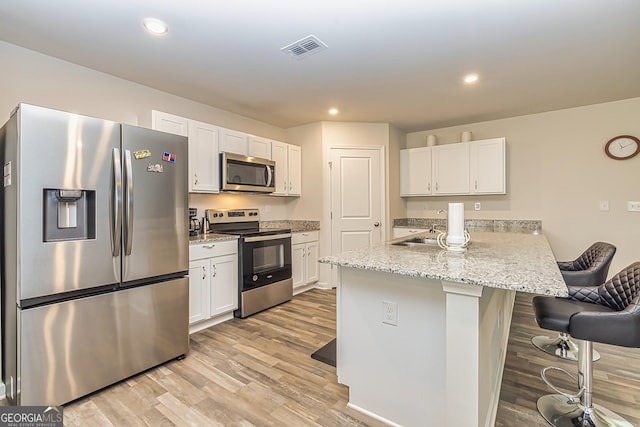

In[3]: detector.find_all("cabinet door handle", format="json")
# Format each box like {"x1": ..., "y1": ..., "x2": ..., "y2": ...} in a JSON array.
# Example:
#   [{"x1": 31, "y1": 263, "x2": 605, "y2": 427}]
[
  {"x1": 202, "y1": 266, "x2": 206, "y2": 280},
  {"x1": 302, "y1": 233, "x2": 309, "y2": 236},
  {"x1": 194, "y1": 174, "x2": 198, "y2": 186},
  {"x1": 203, "y1": 244, "x2": 215, "y2": 249},
  {"x1": 289, "y1": 182, "x2": 293, "y2": 191},
  {"x1": 474, "y1": 180, "x2": 478, "y2": 190},
  {"x1": 212, "y1": 265, "x2": 217, "y2": 277},
  {"x1": 427, "y1": 182, "x2": 431, "y2": 192},
  {"x1": 435, "y1": 182, "x2": 439, "y2": 191},
  {"x1": 374, "y1": 222, "x2": 380, "y2": 227}
]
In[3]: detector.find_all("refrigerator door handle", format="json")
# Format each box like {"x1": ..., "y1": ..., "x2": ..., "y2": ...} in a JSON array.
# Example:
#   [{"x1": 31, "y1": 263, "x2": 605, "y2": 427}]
[
  {"x1": 124, "y1": 149, "x2": 134, "y2": 256},
  {"x1": 112, "y1": 148, "x2": 122, "y2": 257}
]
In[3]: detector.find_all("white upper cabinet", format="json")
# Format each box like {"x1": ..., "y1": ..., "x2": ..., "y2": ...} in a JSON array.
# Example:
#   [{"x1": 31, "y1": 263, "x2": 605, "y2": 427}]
[
  {"x1": 400, "y1": 147, "x2": 432, "y2": 196},
  {"x1": 248, "y1": 136, "x2": 272, "y2": 159},
  {"x1": 220, "y1": 129, "x2": 273, "y2": 160},
  {"x1": 400, "y1": 138, "x2": 506, "y2": 197},
  {"x1": 469, "y1": 137, "x2": 506, "y2": 194},
  {"x1": 151, "y1": 110, "x2": 303, "y2": 195},
  {"x1": 270, "y1": 141, "x2": 301, "y2": 196},
  {"x1": 288, "y1": 145, "x2": 302, "y2": 196},
  {"x1": 219, "y1": 128, "x2": 249, "y2": 155},
  {"x1": 151, "y1": 111, "x2": 188, "y2": 136},
  {"x1": 152, "y1": 111, "x2": 219, "y2": 194},
  {"x1": 271, "y1": 141, "x2": 288, "y2": 195},
  {"x1": 432, "y1": 142, "x2": 470, "y2": 195},
  {"x1": 188, "y1": 120, "x2": 219, "y2": 193}
]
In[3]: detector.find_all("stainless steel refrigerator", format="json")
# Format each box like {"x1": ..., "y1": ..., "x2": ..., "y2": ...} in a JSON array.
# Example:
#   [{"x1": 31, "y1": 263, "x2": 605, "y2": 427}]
[{"x1": 0, "y1": 103, "x2": 190, "y2": 406}]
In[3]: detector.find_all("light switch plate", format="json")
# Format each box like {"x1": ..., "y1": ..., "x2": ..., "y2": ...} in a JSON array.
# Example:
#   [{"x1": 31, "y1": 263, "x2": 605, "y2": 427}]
[
  {"x1": 599, "y1": 200, "x2": 609, "y2": 211},
  {"x1": 628, "y1": 201, "x2": 640, "y2": 212}
]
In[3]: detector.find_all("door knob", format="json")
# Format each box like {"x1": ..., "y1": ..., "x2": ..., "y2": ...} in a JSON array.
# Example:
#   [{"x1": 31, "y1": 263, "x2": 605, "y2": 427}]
[{"x1": 374, "y1": 222, "x2": 380, "y2": 227}]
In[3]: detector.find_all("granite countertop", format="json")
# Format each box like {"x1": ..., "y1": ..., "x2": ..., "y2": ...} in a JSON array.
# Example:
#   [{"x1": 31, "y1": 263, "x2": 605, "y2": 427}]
[
  {"x1": 394, "y1": 218, "x2": 542, "y2": 234},
  {"x1": 189, "y1": 219, "x2": 319, "y2": 245},
  {"x1": 189, "y1": 233, "x2": 238, "y2": 245},
  {"x1": 260, "y1": 220, "x2": 320, "y2": 233},
  {"x1": 319, "y1": 231, "x2": 567, "y2": 297}
]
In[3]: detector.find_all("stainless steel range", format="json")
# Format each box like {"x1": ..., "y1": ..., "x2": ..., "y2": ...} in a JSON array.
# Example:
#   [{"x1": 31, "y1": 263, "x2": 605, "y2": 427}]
[{"x1": 205, "y1": 209, "x2": 292, "y2": 318}]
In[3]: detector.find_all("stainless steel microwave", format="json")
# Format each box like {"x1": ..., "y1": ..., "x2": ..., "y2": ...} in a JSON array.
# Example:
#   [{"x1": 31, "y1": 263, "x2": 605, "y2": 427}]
[{"x1": 221, "y1": 152, "x2": 275, "y2": 193}]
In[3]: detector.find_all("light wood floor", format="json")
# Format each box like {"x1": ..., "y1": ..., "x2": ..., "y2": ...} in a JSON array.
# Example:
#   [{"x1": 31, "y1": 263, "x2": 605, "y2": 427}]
[
  {"x1": 496, "y1": 292, "x2": 640, "y2": 426},
  {"x1": 45, "y1": 289, "x2": 640, "y2": 425}
]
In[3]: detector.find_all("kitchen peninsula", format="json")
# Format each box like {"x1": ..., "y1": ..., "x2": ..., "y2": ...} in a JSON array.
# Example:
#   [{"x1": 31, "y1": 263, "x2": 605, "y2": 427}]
[{"x1": 320, "y1": 231, "x2": 567, "y2": 427}]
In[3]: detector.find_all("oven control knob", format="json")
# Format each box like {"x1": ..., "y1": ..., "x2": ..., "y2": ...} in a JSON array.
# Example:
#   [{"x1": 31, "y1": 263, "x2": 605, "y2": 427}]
[{"x1": 252, "y1": 275, "x2": 258, "y2": 282}]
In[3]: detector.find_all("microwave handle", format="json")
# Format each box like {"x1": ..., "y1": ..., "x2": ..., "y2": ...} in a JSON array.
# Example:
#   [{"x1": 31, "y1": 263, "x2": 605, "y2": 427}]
[{"x1": 266, "y1": 164, "x2": 273, "y2": 187}]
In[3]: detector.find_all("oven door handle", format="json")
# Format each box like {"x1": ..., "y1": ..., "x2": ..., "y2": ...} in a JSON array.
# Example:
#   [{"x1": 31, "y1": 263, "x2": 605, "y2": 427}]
[{"x1": 244, "y1": 233, "x2": 291, "y2": 243}]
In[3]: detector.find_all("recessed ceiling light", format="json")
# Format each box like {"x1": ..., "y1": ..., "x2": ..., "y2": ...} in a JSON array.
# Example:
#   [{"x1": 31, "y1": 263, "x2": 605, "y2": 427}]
[
  {"x1": 464, "y1": 74, "x2": 479, "y2": 84},
  {"x1": 328, "y1": 108, "x2": 339, "y2": 115},
  {"x1": 143, "y1": 18, "x2": 168, "y2": 35}
]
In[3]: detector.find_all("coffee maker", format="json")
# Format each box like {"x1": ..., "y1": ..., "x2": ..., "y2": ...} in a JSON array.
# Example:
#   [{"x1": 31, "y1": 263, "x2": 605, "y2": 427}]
[{"x1": 189, "y1": 208, "x2": 201, "y2": 236}]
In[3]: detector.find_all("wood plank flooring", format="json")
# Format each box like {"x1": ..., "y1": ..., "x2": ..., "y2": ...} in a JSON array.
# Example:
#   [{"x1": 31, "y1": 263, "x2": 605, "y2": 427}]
[
  {"x1": 496, "y1": 292, "x2": 640, "y2": 426},
  {"x1": 18, "y1": 289, "x2": 640, "y2": 425}
]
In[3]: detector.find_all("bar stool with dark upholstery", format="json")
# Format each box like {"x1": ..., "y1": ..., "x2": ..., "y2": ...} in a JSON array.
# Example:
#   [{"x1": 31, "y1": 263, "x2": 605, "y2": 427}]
[
  {"x1": 532, "y1": 242, "x2": 616, "y2": 361},
  {"x1": 532, "y1": 262, "x2": 640, "y2": 427}
]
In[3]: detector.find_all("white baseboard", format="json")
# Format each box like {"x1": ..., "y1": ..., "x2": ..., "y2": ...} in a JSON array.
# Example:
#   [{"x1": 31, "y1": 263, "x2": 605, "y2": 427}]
[
  {"x1": 313, "y1": 281, "x2": 332, "y2": 290},
  {"x1": 346, "y1": 402, "x2": 401, "y2": 427},
  {"x1": 189, "y1": 312, "x2": 234, "y2": 334}
]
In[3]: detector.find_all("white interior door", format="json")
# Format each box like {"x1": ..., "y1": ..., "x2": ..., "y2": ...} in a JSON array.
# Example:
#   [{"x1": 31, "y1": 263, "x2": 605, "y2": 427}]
[{"x1": 330, "y1": 148, "x2": 383, "y2": 257}]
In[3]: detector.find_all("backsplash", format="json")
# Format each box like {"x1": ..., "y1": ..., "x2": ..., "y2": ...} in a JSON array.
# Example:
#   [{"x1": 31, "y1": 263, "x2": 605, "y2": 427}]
[{"x1": 394, "y1": 218, "x2": 542, "y2": 234}]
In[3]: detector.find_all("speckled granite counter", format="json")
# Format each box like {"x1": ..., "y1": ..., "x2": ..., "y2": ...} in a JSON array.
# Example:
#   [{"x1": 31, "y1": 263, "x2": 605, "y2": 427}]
[
  {"x1": 260, "y1": 220, "x2": 320, "y2": 232},
  {"x1": 321, "y1": 231, "x2": 566, "y2": 297},
  {"x1": 189, "y1": 233, "x2": 238, "y2": 245},
  {"x1": 394, "y1": 218, "x2": 542, "y2": 234}
]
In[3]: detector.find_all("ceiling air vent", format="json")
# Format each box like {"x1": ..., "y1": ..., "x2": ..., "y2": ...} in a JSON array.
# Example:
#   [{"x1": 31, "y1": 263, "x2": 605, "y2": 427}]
[{"x1": 281, "y1": 35, "x2": 328, "y2": 60}]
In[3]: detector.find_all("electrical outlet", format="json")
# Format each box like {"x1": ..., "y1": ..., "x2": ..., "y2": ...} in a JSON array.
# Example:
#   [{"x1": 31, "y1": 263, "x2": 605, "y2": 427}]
[
  {"x1": 474, "y1": 202, "x2": 481, "y2": 211},
  {"x1": 382, "y1": 301, "x2": 398, "y2": 326},
  {"x1": 599, "y1": 200, "x2": 609, "y2": 211},
  {"x1": 628, "y1": 201, "x2": 640, "y2": 212}
]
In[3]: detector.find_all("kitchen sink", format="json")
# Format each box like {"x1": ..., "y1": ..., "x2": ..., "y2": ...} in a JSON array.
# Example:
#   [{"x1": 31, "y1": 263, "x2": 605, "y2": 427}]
[{"x1": 392, "y1": 236, "x2": 440, "y2": 247}]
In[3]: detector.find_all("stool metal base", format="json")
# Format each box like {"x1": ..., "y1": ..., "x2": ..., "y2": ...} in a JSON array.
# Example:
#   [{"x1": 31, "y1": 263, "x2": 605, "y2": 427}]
[
  {"x1": 532, "y1": 334, "x2": 600, "y2": 362},
  {"x1": 537, "y1": 394, "x2": 632, "y2": 427}
]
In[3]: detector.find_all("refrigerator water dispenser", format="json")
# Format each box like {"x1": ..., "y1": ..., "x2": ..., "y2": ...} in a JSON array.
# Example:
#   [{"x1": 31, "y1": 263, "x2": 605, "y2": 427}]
[{"x1": 43, "y1": 189, "x2": 96, "y2": 241}]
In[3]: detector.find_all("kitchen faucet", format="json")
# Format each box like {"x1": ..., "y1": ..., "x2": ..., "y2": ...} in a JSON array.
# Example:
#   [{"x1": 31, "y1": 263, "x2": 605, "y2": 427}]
[{"x1": 429, "y1": 210, "x2": 447, "y2": 233}]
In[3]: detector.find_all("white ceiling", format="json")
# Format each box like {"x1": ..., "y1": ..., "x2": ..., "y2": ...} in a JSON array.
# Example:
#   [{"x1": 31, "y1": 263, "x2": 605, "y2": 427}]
[{"x1": 1, "y1": 0, "x2": 639, "y2": 132}]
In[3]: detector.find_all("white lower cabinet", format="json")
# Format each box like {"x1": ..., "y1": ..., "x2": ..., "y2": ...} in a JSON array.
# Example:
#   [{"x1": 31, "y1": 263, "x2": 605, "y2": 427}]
[
  {"x1": 292, "y1": 231, "x2": 319, "y2": 292},
  {"x1": 189, "y1": 240, "x2": 238, "y2": 329}
]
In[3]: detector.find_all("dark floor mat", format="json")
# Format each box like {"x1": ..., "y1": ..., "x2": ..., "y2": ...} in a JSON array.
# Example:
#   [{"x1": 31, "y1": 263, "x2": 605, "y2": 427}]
[{"x1": 311, "y1": 338, "x2": 336, "y2": 367}]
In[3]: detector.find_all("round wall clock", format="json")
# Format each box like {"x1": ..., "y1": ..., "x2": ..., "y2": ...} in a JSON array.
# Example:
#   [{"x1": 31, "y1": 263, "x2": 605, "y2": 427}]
[{"x1": 604, "y1": 135, "x2": 640, "y2": 160}]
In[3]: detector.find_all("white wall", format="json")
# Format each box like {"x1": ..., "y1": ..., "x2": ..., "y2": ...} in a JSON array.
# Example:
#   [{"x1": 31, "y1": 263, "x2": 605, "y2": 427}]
[
  {"x1": 387, "y1": 124, "x2": 406, "y2": 233},
  {"x1": 405, "y1": 97, "x2": 640, "y2": 275},
  {"x1": 0, "y1": 41, "x2": 300, "y2": 220},
  {"x1": 0, "y1": 42, "x2": 286, "y2": 140},
  {"x1": 286, "y1": 122, "x2": 324, "y2": 221}
]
